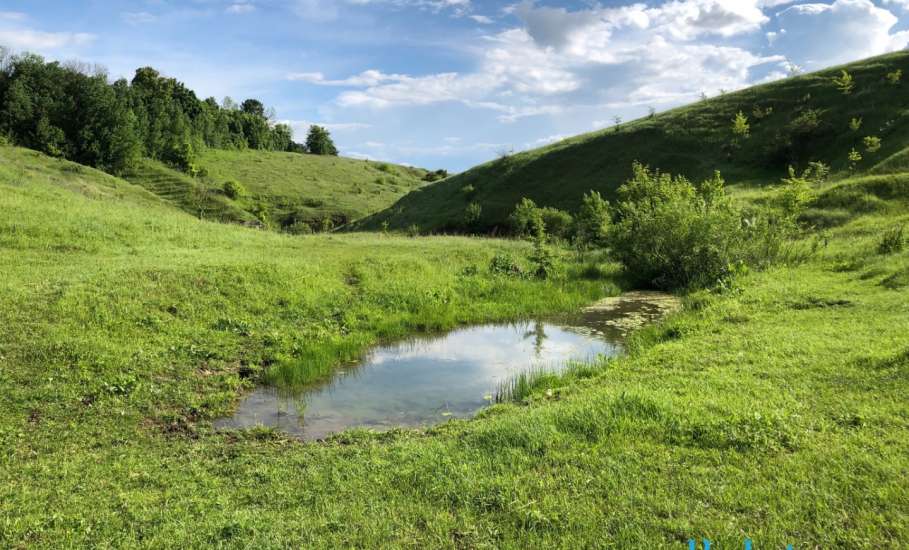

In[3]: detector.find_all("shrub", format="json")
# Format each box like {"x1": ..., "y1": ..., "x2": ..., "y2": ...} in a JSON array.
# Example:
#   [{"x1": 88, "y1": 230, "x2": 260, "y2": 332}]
[
  {"x1": 528, "y1": 234, "x2": 557, "y2": 279},
  {"x1": 509, "y1": 198, "x2": 545, "y2": 238},
  {"x1": 574, "y1": 191, "x2": 610, "y2": 249},
  {"x1": 832, "y1": 70, "x2": 855, "y2": 95},
  {"x1": 461, "y1": 184, "x2": 476, "y2": 197},
  {"x1": 406, "y1": 224, "x2": 420, "y2": 237},
  {"x1": 464, "y1": 202, "x2": 483, "y2": 228},
  {"x1": 886, "y1": 69, "x2": 902, "y2": 85},
  {"x1": 849, "y1": 117, "x2": 863, "y2": 132},
  {"x1": 864, "y1": 136, "x2": 882, "y2": 154},
  {"x1": 731, "y1": 111, "x2": 750, "y2": 141},
  {"x1": 774, "y1": 166, "x2": 817, "y2": 219},
  {"x1": 609, "y1": 163, "x2": 779, "y2": 290},
  {"x1": 848, "y1": 148, "x2": 863, "y2": 172},
  {"x1": 539, "y1": 207, "x2": 573, "y2": 240},
  {"x1": 223, "y1": 180, "x2": 246, "y2": 200},
  {"x1": 489, "y1": 253, "x2": 525, "y2": 278},
  {"x1": 877, "y1": 226, "x2": 904, "y2": 255}
]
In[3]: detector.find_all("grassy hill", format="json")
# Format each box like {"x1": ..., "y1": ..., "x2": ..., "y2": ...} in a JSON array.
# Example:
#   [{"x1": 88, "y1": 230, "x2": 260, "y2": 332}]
[
  {"x1": 3, "y1": 139, "x2": 909, "y2": 547},
  {"x1": 124, "y1": 149, "x2": 429, "y2": 230},
  {"x1": 354, "y1": 51, "x2": 909, "y2": 233}
]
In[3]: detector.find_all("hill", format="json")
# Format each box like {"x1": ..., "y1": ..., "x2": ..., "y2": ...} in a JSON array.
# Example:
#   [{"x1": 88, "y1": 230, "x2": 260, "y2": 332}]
[
  {"x1": 3, "y1": 137, "x2": 909, "y2": 546},
  {"x1": 353, "y1": 51, "x2": 909, "y2": 233},
  {"x1": 122, "y1": 150, "x2": 429, "y2": 230}
]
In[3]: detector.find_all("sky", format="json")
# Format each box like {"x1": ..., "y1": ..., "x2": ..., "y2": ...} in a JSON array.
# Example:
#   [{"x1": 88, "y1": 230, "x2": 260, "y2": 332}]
[{"x1": 1, "y1": 0, "x2": 908, "y2": 171}]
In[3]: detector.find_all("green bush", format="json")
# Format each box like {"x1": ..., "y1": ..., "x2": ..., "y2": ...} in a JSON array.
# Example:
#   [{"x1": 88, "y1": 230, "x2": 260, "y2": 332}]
[
  {"x1": 464, "y1": 202, "x2": 483, "y2": 228},
  {"x1": 539, "y1": 207, "x2": 573, "y2": 240},
  {"x1": 574, "y1": 191, "x2": 610, "y2": 249},
  {"x1": 609, "y1": 162, "x2": 782, "y2": 290},
  {"x1": 223, "y1": 180, "x2": 246, "y2": 200},
  {"x1": 509, "y1": 198, "x2": 545, "y2": 238},
  {"x1": 489, "y1": 253, "x2": 525, "y2": 278}
]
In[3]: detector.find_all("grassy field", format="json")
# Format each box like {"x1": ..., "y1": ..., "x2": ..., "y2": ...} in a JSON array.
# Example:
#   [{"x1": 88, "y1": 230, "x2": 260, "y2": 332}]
[
  {"x1": 124, "y1": 149, "x2": 429, "y2": 230},
  {"x1": 354, "y1": 51, "x2": 909, "y2": 233},
  {"x1": 3, "y1": 134, "x2": 909, "y2": 547}
]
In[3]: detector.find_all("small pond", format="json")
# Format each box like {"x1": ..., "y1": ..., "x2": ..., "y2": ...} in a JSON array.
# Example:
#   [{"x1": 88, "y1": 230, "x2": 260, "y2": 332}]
[{"x1": 215, "y1": 291, "x2": 679, "y2": 440}]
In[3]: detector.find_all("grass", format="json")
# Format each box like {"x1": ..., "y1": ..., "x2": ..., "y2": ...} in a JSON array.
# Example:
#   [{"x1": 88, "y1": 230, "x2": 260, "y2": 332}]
[
  {"x1": 3, "y1": 53, "x2": 909, "y2": 546},
  {"x1": 123, "y1": 149, "x2": 428, "y2": 230},
  {"x1": 354, "y1": 50, "x2": 909, "y2": 233},
  {"x1": 197, "y1": 149, "x2": 428, "y2": 228}
]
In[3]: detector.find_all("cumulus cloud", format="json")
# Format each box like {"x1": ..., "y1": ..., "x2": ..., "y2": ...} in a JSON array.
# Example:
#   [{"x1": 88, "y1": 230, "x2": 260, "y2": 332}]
[{"x1": 773, "y1": 0, "x2": 909, "y2": 68}]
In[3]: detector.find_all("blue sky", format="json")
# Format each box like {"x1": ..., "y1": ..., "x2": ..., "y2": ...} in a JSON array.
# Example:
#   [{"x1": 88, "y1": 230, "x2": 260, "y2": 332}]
[{"x1": 1, "y1": 0, "x2": 908, "y2": 171}]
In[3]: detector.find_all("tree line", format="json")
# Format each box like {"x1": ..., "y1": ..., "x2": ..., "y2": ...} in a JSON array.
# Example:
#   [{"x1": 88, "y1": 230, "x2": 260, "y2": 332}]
[{"x1": 0, "y1": 47, "x2": 337, "y2": 175}]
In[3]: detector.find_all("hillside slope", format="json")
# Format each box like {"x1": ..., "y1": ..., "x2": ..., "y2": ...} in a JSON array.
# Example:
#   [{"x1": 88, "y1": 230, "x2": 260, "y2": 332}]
[
  {"x1": 354, "y1": 51, "x2": 909, "y2": 233},
  {"x1": 125, "y1": 150, "x2": 429, "y2": 230},
  {"x1": 3, "y1": 142, "x2": 909, "y2": 546}
]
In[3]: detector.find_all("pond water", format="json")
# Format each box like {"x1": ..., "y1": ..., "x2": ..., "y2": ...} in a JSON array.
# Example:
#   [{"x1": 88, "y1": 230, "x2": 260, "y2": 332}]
[{"x1": 214, "y1": 292, "x2": 679, "y2": 440}]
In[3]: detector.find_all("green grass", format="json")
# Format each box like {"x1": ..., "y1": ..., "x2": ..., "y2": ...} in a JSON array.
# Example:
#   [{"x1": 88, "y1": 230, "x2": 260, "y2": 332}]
[
  {"x1": 354, "y1": 51, "x2": 909, "y2": 233},
  {"x1": 198, "y1": 149, "x2": 428, "y2": 228},
  {"x1": 123, "y1": 149, "x2": 429, "y2": 230},
  {"x1": 4, "y1": 51, "x2": 909, "y2": 547}
]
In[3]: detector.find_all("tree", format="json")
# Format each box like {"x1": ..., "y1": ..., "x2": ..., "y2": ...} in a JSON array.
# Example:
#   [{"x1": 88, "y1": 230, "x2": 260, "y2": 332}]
[
  {"x1": 305, "y1": 125, "x2": 338, "y2": 156},
  {"x1": 241, "y1": 99, "x2": 265, "y2": 118},
  {"x1": 886, "y1": 69, "x2": 902, "y2": 85},
  {"x1": 848, "y1": 148, "x2": 862, "y2": 172},
  {"x1": 574, "y1": 190, "x2": 610, "y2": 249},
  {"x1": 833, "y1": 70, "x2": 855, "y2": 95},
  {"x1": 509, "y1": 198, "x2": 545, "y2": 238},
  {"x1": 731, "y1": 111, "x2": 750, "y2": 145},
  {"x1": 464, "y1": 202, "x2": 482, "y2": 228}
]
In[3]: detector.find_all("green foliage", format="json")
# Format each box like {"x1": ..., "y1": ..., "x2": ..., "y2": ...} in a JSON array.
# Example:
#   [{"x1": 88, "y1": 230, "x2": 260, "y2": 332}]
[
  {"x1": 305, "y1": 125, "x2": 338, "y2": 156},
  {"x1": 849, "y1": 117, "x2": 863, "y2": 132},
  {"x1": 574, "y1": 190, "x2": 611, "y2": 249},
  {"x1": 464, "y1": 202, "x2": 483, "y2": 228},
  {"x1": 833, "y1": 70, "x2": 855, "y2": 95},
  {"x1": 509, "y1": 197, "x2": 545, "y2": 238},
  {"x1": 539, "y1": 207, "x2": 574, "y2": 240},
  {"x1": 222, "y1": 179, "x2": 246, "y2": 200},
  {"x1": 406, "y1": 224, "x2": 420, "y2": 237},
  {"x1": 848, "y1": 148, "x2": 863, "y2": 172},
  {"x1": 775, "y1": 166, "x2": 818, "y2": 219},
  {"x1": 609, "y1": 163, "x2": 775, "y2": 289},
  {"x1": 422, "y1": 169, "x2": 449, "y2": 182},
  {"x1": 864, "y1": 136, "x2": 882, "y2": 154},
  {"x1": 0, "y1": 53, "x2": 300, "y2": 177},
  {"x1": 877, "y1": 225, "x2": 905, "y2": 255},
  {"x1": 461, "y1": 184, "x2": 476, "y2": 197},
  {"x1": 732, "y1": 110, "x2": 751, "y2": 140},
  {"x1": 488, "y1": 253, "x2": 525, "y2": 277},
  {"x1": 886, "y1": 69, "x2": 902, "y2": 85},
  {"x1": 528, "y1": 233, "x2": 557, "y2": 279}
]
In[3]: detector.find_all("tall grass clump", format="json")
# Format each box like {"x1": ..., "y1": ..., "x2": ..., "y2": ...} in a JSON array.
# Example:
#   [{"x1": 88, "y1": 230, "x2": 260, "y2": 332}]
[
  {"x1": 608, "y1": 162, "x2": 790, "y2": 290},
  {"x1": 878, "y1": 225, "x2": 905, "y2": 255}
]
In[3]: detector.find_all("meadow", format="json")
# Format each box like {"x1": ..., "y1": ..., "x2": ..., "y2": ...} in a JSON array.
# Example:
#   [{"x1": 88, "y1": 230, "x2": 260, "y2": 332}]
[
  {"x1": 3, "y1": 136, "x2": 909, "y2": 547},
  {"x1": 2, "y1": 49, "x2": 909, "y2": 548}
]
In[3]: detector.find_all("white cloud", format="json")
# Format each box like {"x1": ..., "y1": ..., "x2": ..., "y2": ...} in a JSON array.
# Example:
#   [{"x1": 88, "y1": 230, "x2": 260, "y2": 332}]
[
  {"x1": 470, "y1": 15, "x2": 493, "y2": 24},
  {"x1": 774, "y1": 0, "x2": 909, "y2": 68},
  {"x1": 0, "y1": 29, "x2": 96, "y2": 50},
  {"x1": 226, "y1": 3, "x2": 256, "y2": 14},
  {"x1": 0, "y1": 12, "x2": 27, "y2": 21}
]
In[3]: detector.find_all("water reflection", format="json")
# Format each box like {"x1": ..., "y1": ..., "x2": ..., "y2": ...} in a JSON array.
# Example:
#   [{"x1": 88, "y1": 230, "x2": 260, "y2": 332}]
[{"x1": 215, "y1": 292, "x2": 678, "y2": 440}]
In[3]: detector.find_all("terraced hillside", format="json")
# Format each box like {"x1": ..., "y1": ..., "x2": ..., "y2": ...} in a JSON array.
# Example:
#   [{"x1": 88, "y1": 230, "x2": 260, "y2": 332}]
[{"x1": 354, "y1": 51, "x2": 909, "y2": 233}]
